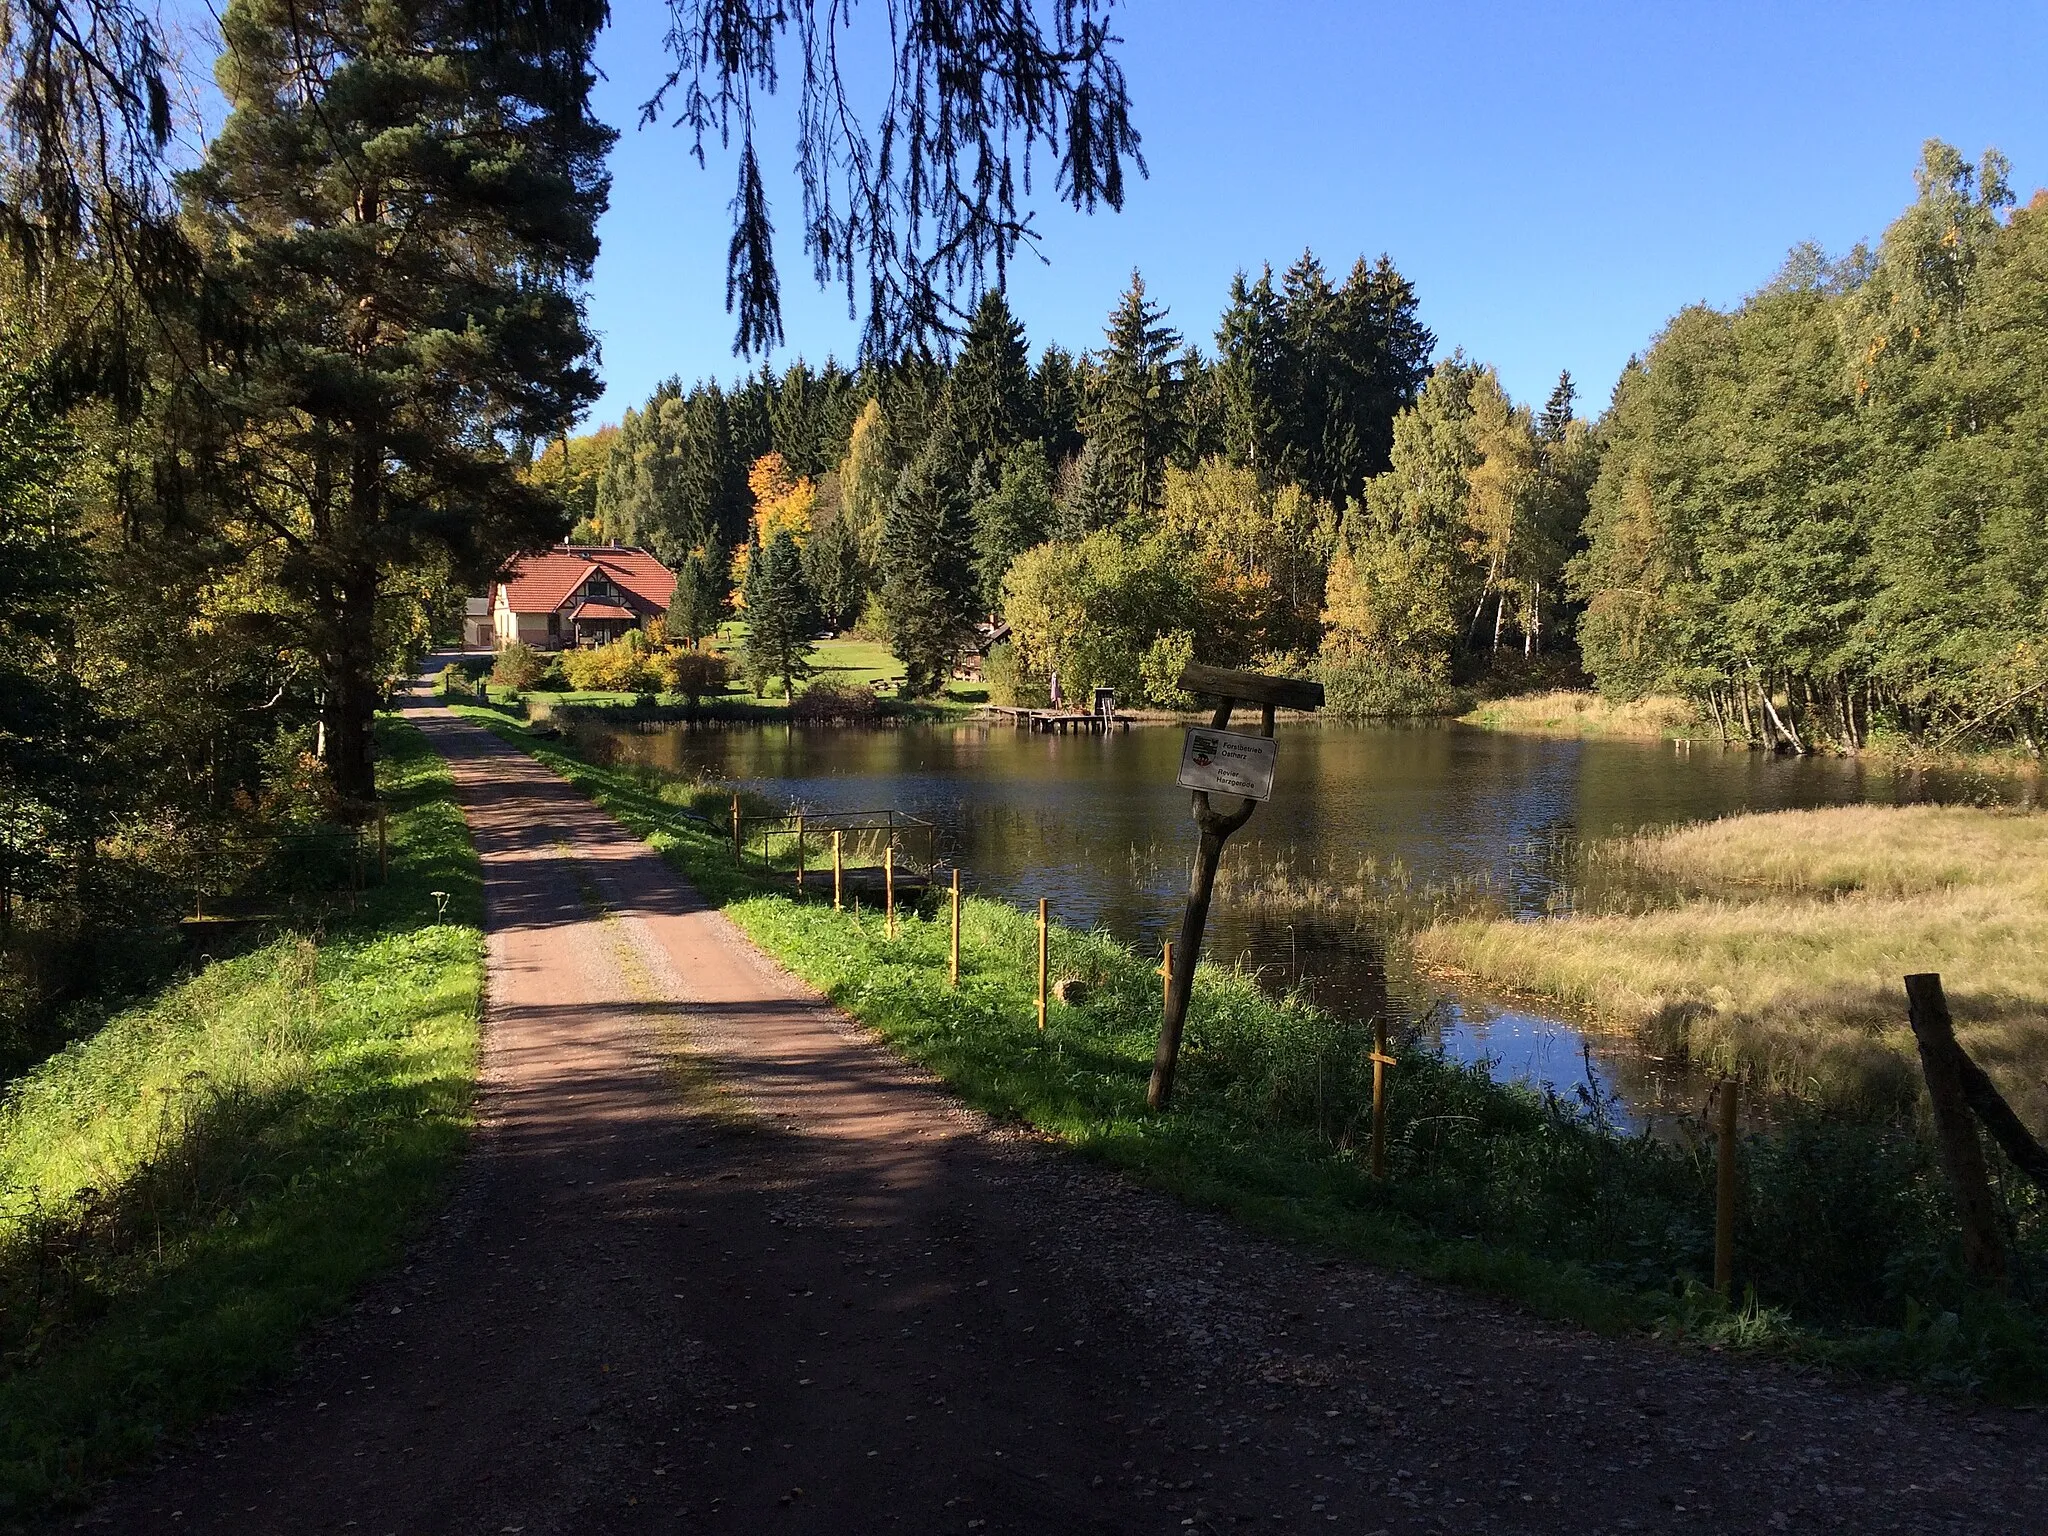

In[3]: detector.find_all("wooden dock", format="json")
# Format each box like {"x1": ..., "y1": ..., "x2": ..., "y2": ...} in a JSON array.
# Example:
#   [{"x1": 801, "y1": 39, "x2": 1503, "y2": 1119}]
[{"x1": 984, "y1": 706, "x2": 1131, "y2": 734}]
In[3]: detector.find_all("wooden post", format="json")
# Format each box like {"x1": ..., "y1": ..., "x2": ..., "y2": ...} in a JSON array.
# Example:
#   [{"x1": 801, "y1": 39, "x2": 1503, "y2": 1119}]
[
  {"x1": 1714, "y1": 1077, "x2": 1738, "y2": 1297},
  {"x1": 730, "y1": 793, "x2": 742, "y2": 866},
  {"x1": 1148, "y1": 665, "x2": 1323, "y2": 1111},
  {"x1": 1905, "y1": 973, "x2": 2008, "y2": 1284},
  {"x1": 1369, "y1": 1017, "x2": 1394, "y2": 1179},
  {"x1": 1037, "y1": 898, "x2": 1049, "y2": 1031},
  {"x1": 377, "y1": 808, "x2": 388, "y2": 883},
  {"x1": 949, "y1": 868, "x2": 961, "y2": 987},
  {"x1": 795, "y1": 814, "x2": 805, "y2": 892},
  {"x1": 1160, "y1": 939, "x2": 1172, "y2": 1018},
  {"x1": 885, "y1": 843, "x2": 896, "y2": 937},
  {"x1": 833, "y1": 830, "x2": 844, "y2": 911}
]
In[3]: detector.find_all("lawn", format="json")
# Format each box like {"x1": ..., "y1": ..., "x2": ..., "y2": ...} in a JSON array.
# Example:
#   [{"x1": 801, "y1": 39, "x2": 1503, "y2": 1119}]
[{"x1": 0, "y1": 719, "x2": 484, "y2": 1517}]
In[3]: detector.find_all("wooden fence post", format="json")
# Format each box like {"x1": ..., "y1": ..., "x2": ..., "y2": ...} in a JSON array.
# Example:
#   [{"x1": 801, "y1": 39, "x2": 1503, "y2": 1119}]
[
  {"x1": 885, "y1": 843, "x2": 896, "y2": 937},
  {"x1": 795, "y1": 814, "x2": 805, "y2": 892},
  {"x1": 730, "y1": 793, "x2": 742, "y2": 866},
  {"x1": 1714, "y1": 1077, "x2": 1738, "y2": 1298},
  {"x1": 949, "y1": 869, "x2": 961, "y2": 987},
  {"x1": 1037, "y1": 898, "x2": 1049, "y2": 1031},
  {"x1": 1369, "y1": 1017, "x2": 1394, "y2": 1178},
  {"x1": 1160, "y1": 939, "x2": 1172, "y2": 1019},
  {"x1": 833, "y1": 830, "x2": 843, "y2": 911},
  {"x1": 1905, "y1": 973, "x2": 2007, "y2": 1285},
  {"x1": 377, "y1": 808, "x2": 388, "y2": 884}
]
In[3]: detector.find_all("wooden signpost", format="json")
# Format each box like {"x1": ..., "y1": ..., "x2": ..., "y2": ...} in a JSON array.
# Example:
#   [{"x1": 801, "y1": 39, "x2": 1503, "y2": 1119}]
[{"x1": 1148, "y1": 662, "x2": 1325, "y2": 1110}]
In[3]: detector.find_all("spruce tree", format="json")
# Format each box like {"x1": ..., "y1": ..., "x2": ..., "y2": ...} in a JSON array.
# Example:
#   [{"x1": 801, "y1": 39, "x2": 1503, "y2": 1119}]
[
  {"x1": 1216, "y1": 267, "x2": 1289, "y2": 471},
  {"x1": 879, "y1": 426, "x2": 976, "y2": 694},
  {"x1": 177, "y1": 0, "x2": 613, "y2": 801},
  {"x1": 740, "y1": 530, "x2": 817, "y2": 701},
  {"x1": 950, "y1": 289, "x2": 1037, "y2": 470},
  {"x1": 1089, "y1": 271, "x2": 1183, "y2": 514},
  {"x1": 970, "y1": 441, "x2": 1054, "y2": 610},
  {"x1": 1539, "y1": 371, "x2": 1577, "y2": 444},
  {"x1": 1033, "y1": 344, "x2": 1087, "y2": 467}
]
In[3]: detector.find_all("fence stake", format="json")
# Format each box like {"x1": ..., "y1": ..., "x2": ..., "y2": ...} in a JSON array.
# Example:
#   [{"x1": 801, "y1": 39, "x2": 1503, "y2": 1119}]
[
  {"x1": 795, "y1": 814, "x2": 805, "y2": 892},
  {"x1": 1714, "y1": 1077, "x2": 1738, "y2": 1297},
  {"x1": 1037, "y1": 898, "x2": 1049, "y2": 1031},
  {"x1": 1905, "y1": 973, "x2": 2008, "y2": 1284},
  {"x1": 1160, "y1": 939, "x2": 1172, "y2": 1018},
  {"x1": 377, "y1": 808, "x2": 388, "y2": 884},
  {"x1": 1369, "y1": 1017, "x2": 1394, "y2": 1178},
  {"x1": 949, "y1": 868, "x2": 961, "y2": 987},
  {"x1": 885, "y1": 843, "x2": 896, "y2": 937},
  {"x1": 833, "y1": 830, "x2": 844, "y2": 911},
  {"x1": 730, "y1": 793, "x2": 742, "y2": 866}
]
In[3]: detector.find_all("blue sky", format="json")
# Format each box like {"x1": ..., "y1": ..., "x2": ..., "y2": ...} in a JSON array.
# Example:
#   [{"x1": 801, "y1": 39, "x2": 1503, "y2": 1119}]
[{"x1": 584, "y1": 1, "x2": 2048, "y2": 427}]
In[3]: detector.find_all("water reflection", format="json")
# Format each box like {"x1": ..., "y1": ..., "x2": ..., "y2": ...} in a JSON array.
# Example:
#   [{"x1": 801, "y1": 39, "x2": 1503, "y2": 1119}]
[{"x1": 600, "y1": 717, "x2": 2036, "y2": 1130}]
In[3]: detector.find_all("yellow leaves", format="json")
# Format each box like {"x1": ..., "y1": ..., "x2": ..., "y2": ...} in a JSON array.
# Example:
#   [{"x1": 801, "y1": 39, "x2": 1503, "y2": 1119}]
[{"x1": 747, "y1": 451, "x2": 815, "y2": 549}]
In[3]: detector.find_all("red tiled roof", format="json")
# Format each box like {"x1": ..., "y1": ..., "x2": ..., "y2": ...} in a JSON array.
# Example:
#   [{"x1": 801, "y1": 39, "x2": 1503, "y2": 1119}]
[
  {"x1": 568, "y1": 601, "x2": 636, "y2": 622},
  {"x1": 496, "y1": 545, "x2": 676, "y2": 616}
]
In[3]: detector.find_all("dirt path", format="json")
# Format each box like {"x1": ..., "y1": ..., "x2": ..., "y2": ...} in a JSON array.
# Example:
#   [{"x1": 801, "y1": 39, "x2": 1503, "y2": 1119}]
[{"x1": 80, "y1": 698, "x2": 2048, "y2": 1534}]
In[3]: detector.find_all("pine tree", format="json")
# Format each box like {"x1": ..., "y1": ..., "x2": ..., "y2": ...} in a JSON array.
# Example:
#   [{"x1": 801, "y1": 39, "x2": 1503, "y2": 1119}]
[
  {"x1": 176, "y1": 0, "x2": 613, "y2": 800},
  {"x1": 740, "y1": 531, "x2": 817, "y2": 700},
  {"x1": 879, "y1": 426, "x2": 976, "y2": 694},
  {"x1": 1089, "y1": 271, "x2": 1183, "y2": 514}
]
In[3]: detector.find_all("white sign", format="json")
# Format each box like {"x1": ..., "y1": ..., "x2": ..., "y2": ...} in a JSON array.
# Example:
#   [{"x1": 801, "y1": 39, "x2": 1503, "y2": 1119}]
[{"x1": 1176, "y1": 727, "x2": 1277, "y2": 801}]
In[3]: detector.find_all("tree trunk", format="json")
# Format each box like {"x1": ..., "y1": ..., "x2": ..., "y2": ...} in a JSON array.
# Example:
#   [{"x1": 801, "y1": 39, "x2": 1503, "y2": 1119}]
[
  {"x1": 321, "y1": 565, "x2": 381, "y2": 806},
  {"x1": 1737, "y1": 681, "x2": 1755, "y2": 744},
  {"x1": 1758, "y1": 679, "x2": 1803, "y2": 754},
  {"x1": 1492, "y1": 591, "x2": 1506, "y2": 652}
]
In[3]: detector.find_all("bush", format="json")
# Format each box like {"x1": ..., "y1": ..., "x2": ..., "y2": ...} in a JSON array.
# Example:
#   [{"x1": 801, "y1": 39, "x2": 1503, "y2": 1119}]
[
  {"x1": 491, "y1": 642, "x2": 546, "y2": 690},
  {"x1": 656, "y1": 647, "x2": 732, "y2": 705},
  {"x1": 1317, "y1": 653, "x2": 1462, "y2": 718},
  {"x1": 1138, "y1": 631, "x2": 1196, "y2": 708},
  {"x1": 560, "y1": 635, "x2": 659, "y2": 693},
  {"x1": 790, "y1": 679, "x2": 881, "y2": 723},
  {"x1": 983, "y1": 641, "x2": 1048, "y2": 708}
]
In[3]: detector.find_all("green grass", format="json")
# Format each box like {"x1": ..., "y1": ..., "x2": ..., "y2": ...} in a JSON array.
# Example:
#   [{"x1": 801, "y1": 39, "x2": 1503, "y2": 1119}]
[
  {"x1": 0, "y1": 718, "x2": 483, "y2": 1519},
  {"x1": 451, "y1": 705, "x2": 2048, "y2": 1400}
]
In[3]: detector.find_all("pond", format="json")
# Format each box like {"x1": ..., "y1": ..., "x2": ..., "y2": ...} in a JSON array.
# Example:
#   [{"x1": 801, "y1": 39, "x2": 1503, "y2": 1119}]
[{"x1": 592, "y1": 716, "x2": 2035, "y2": 1132}]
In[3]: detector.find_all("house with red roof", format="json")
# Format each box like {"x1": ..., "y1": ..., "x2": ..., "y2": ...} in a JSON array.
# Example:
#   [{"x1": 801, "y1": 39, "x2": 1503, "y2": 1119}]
[{"x1": 490, "y1": 543, "x2": 677, "y2": 651}]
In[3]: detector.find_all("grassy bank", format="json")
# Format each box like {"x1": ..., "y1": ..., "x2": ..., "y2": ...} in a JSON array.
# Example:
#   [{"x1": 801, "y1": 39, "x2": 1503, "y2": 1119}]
[
  {"x1": 0, "y1": 719, "x2": 483, "y2": 1519},
  {"x1": 1418, "y1": 805, "x2": 2048, "y2": 1124},
  {"x1": 1460, "y1": 689, "x2": 1701, "y2": 739},
  {"x1": 451, "y1": 706, "x2": 2048, "y2": 1398}
]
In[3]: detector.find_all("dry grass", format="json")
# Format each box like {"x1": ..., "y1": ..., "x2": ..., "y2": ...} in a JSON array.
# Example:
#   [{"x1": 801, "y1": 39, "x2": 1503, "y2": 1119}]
[
  {"x1": 1609, "y1": 803, "x2": 2048, "y2": 897},
  {"x1": 1460, "y1": 690, "x2": 1700, "y2": 740},
  {"x1": 1418, "y1": 805, "x2": 2048, "y2": 1121}
]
